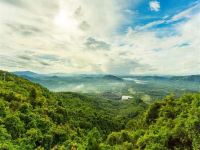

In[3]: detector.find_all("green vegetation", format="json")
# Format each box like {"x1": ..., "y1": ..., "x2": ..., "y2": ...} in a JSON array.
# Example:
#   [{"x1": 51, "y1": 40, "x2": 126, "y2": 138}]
[
  {"x1": 14, "y1": 71, "x2": 200, "y2": 100},
  {"x1": 0, "y1": 70, "x2": 200, "y2": 149}
]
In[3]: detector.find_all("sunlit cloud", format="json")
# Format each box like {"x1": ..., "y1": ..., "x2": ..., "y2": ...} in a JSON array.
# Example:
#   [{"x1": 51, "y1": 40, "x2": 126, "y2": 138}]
[
  {"x1": 149, "y1": 0, "x2": 160, "y2": 12},
  {"x1": 0, "y1": 0, "x2": 199, "y2": 75}
]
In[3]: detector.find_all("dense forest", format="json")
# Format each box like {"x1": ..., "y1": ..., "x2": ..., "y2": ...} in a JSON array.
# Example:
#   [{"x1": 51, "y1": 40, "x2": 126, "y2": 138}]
[{"x1": 0, "y1": 70, "x2": 200, "y2": 150}]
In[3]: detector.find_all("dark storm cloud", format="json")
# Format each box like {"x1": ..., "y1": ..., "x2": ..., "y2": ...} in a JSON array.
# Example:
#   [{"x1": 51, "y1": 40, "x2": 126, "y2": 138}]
[{"x1": 85, "y1": 37, "x2": 110, "y2": 50}]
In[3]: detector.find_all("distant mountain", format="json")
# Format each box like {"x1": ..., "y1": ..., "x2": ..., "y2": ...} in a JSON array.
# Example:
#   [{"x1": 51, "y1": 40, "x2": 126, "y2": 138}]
[
  {"x1": 1, "y1": 70, "x2": 200, "y2": 149},
  {"x1": 136, "y1": 76, "x2": 170, "y2": 81},
  {"x1": 13, "y1": 71, "x2": 43, "y2": 78},
  {"x1": 171, "y1": 75, "x2": 200, "y2": 82},
  {"x1": 0, "y1": 70, "x2": 145, "y2": 149},
  {"x1": 122, "y1": 75, "x2": 200, "y2": 83},
  {"x1": 12, "y1": 71, "x2": 199, "y2": 94},
  {"x1": 103, "y1": 75, "x2": 124, "y2": 81}
]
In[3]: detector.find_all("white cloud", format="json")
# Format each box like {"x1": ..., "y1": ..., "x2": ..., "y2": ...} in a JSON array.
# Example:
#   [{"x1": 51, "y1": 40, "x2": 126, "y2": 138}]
[
  {"x1": 135, "y1": 2, "x2": 200, "y2": 31},
  {"x1": 123, "y1": 11, "x2": 200, "y2": 75},
  {"x1": 149, "y1": 1, "x2": 160, "y2": 12},
  {"x1": 168, "y1": 3, "x2": 200, "y2": 23},
  {"x1": 0, "y1": 0, "x2": 129, "y2": 73},
  {"x1": 135, "y1": 20, "x2": 165, "y2": 30},
  {"x1": 0, "y1": 0, "x2": 199, "y2": 75}
]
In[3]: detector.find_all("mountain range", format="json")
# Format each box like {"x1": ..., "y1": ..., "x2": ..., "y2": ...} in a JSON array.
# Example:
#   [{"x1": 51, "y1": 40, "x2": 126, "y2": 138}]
[
  {"x1": 13, "y1": 71, "x2": 200, "y2": 101},
  {"x1": 1, "y1": 70, "x2": 200, "y2": 149}
]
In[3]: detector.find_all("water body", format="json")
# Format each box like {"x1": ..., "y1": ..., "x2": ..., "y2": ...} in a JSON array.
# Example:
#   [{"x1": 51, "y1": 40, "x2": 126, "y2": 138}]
[{"x1": 123, "y1": 78, "x2": 148, "y2": 84}]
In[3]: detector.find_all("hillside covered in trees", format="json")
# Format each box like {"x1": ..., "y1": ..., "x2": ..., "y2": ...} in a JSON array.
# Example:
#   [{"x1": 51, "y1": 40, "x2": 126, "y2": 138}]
[{"x1": 0, "y1": 70, "x2": 200, "y2": 150}]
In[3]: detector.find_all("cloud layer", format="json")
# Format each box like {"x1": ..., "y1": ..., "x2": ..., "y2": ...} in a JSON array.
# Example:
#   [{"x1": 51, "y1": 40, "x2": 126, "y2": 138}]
[
  {"x1": 149, "y1": 1, "x2": 160, "y2": 12},
  {"x1": 0, "y1": 0, "x2": 199, "y2": 75}
]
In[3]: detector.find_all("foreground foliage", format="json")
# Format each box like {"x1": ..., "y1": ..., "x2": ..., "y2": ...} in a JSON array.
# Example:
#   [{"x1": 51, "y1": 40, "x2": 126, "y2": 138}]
[{"x1": 0, "y1": 70, "x2": 200, "y2": 149}]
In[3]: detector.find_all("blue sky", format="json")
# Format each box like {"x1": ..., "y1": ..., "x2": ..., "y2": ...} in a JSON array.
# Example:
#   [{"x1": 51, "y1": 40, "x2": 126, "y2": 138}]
[
  {"x1": 121, "y1": 0, "x2": 199, "y2": 31},
  {"x1": 0, "y1": 0, "x2": 199, "y2": 75},
  {"x1": 135, "y1": 0, "x2": 197, "y2": 22}
]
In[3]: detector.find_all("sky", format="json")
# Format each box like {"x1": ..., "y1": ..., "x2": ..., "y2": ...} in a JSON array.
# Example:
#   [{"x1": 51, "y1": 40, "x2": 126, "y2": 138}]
[{"x1": 0, "y1": 0, "x2": 200, "y2": 75}]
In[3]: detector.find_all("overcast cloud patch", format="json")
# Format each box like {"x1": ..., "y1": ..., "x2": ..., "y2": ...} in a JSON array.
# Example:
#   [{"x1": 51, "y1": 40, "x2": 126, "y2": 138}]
[
  {"x1": 0, "y1": 0, "x2": 199, "y2": 75},
  {"x1": 85, "y1": 37, "x2": 110, "y2": 50},
  {"x1": 6, "y1": 23, "x2": 42, "y2": 36}
]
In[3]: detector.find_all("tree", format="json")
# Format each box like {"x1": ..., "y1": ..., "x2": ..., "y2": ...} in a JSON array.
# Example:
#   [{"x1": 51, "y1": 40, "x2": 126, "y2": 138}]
[
  {"x1": 86, "y1": 128, "x2": 102, "y2": 150},
  {"x1": 4, "y1": 114, "x2": 24, "y2": 139}
]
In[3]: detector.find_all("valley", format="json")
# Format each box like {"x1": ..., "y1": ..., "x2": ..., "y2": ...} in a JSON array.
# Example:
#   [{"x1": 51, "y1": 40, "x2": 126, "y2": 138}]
[
  {"x1": 1, "y1": 0, "x2": 200, "y2": 149},
  {"x1": 14, "y1": 71, "x2": 200, "y2": 102},
  {"x1": 0, "y1": 70, "x2": 200, "y2": 149}
]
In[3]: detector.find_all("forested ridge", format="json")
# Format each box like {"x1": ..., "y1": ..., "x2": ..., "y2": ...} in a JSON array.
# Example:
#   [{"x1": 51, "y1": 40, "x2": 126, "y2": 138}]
[{"x1": 0, "y1": 70, "x2": 200, "y2": 150}]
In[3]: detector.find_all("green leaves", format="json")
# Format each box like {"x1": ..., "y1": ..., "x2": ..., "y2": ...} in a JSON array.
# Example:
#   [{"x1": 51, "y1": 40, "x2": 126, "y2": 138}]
[
  {"x1": 4, "y1": 113, "x2": 25, "y2": 139},
  {"x1": 86, "y1": 128, "x2": 102, "y2": 150},
  {"x1": 0, "y1": 70, "x2": 200, "y2": 149}
]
